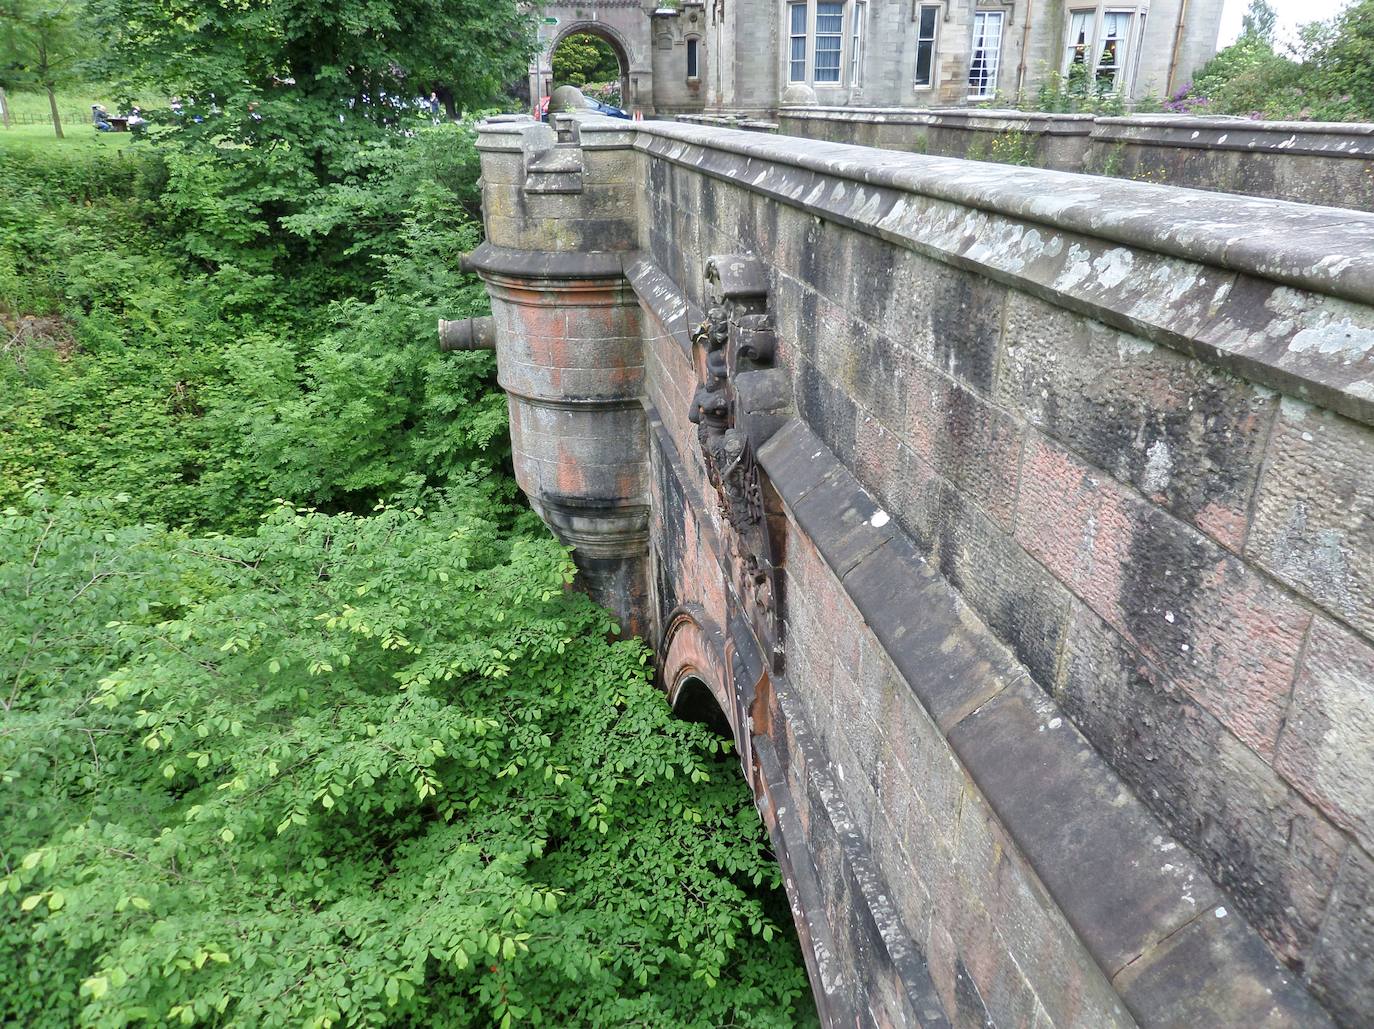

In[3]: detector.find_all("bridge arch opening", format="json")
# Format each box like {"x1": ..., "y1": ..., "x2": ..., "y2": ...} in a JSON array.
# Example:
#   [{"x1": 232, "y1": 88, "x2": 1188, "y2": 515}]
[
  {"x1": 670, "y1": 675, "x2": 733, "y2": 740},
  {"x1": 660, "y1": 607, "x2": 740, "y2": 752},
  {"x1": 549, "y1": 25, "x2": 630, "y2": 111}
]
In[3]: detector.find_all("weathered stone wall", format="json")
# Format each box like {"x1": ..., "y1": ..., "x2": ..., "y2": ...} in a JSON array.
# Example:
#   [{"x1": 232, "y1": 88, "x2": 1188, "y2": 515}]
[
  {"x1": 772, "y1": 107, "x2": 1374, "y2": 211},
  {"x1": 469, "y1": 113, "x2": 1374, "y2": 1026}
]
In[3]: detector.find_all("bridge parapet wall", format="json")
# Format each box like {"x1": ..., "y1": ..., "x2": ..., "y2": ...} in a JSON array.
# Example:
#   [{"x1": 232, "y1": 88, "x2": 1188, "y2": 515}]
[
  {"x1": 471, "y1": 113, "x2": 1374, "y2": 1026},
  {"x1": 756, "y1": 107, "x2": 1374, "y2": 212}
]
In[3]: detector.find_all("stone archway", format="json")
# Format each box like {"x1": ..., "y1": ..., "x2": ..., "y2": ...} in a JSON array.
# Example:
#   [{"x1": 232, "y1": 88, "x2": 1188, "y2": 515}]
[
  {"x1": 530, "y1": 7, "x2": 652, "y2": 116},
  {"x1": 551, "y1": 23, "x2": 632, "y2": 109},
  {"x1": 661, "y1": 606, "x2": 745, "y2": 762}
]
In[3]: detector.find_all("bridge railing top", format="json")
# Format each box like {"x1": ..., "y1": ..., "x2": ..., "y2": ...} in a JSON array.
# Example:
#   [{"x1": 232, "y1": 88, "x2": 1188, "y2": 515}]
[
  {"x1": 478, "y1": 114, "x2": 1374, "y2": 426},
  {"x1": 593, "y1": 116, "x2": 1374, "y2": 306}
]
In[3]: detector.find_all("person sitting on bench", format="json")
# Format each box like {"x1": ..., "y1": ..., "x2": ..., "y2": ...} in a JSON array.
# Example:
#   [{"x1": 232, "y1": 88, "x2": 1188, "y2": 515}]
[{"x1": 92, "y1": 104, "x2": 112, "y2": 131}]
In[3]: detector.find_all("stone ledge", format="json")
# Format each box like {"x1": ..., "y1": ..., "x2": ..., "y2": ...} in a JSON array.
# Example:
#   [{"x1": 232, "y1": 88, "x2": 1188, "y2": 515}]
[
  {"x1": 778, "y1": 107, "x2": 1374, "y2": 158},
  {"x1": 464, "y1": 240, "x2": 628, "y2": 281},
  {"x1": 631, "y1": 119, "x2": 1374, "y2": 304},
  {"x1": 625, "y1": 256, "x2": 700, "y2": 358},
  {"x1": 756, "y1": 416, "x2": 1334, "y2": 1028},
  {"x1": 1092, "y1": 115, "x2": 1374, "y2": 158}
]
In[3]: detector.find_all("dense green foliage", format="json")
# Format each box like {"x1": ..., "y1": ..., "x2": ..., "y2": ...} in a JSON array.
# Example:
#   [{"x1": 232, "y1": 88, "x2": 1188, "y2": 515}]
[
  {"x1": 0, "y1": 4, "x2": 817, "y2": 1019},
  {"x1": 551, "y1": 35, "x2": 622, "y2": 90},
  {"x1": 0, "y1": 127, "x2": 502, "y2": 530},
  {"x1": 2, "y1": 485, "x2": 812, "y2": 1026},
  {"x1": 1174, "y1": 0, "x2": 1374, "y2": 120}
]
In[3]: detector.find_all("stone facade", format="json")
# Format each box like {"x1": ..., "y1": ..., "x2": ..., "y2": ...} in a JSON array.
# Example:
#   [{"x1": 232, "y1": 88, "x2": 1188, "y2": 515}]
[
  {"x1": 531, "y1": 0, "x2": 1225, "y2": 118},
  {"x1": 463, "y1": 113, "x2": 1374, "y2": 1026}
]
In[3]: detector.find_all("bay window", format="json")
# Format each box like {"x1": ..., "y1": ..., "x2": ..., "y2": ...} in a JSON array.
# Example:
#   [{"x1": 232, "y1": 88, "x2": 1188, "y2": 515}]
[{"x1": 1062, "y1": 8, "x2": 1142, "y2": 94}]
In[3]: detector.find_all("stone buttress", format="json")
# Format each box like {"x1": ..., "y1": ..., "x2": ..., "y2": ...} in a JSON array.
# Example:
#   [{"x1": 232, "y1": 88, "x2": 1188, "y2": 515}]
[{"x1": 466, "y1": 115, "x2": 649, "y2": 636}]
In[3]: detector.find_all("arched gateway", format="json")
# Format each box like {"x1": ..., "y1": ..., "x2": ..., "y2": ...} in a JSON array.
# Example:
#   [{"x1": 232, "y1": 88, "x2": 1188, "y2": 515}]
[{"x1": 528, "y1": 1, "x2": 711, "y2": 118}]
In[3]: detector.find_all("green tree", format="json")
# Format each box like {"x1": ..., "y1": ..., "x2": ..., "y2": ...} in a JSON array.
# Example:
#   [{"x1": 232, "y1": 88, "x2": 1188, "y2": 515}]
[
  {"x1": 0, "y1": 0, "x2": 91, "y2": 137},
  {"x1": 1241, "y1": 0, "x2": 1278, "y2": 43},
  {"x1": 552, "y1": 34, "x2": 621, "y2": 88},
  {"x1": 85, "y1": 0, "x2": 535, "y2": 278},
  {"x1": 1301, "y1": 0, "x2": 1374, "y2": 119},
  {"x1": 0, "y1": 486, "x2": 815, "y2": 1026}
]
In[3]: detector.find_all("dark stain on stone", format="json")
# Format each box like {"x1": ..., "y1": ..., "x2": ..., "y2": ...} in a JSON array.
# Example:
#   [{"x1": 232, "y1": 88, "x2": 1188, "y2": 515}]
[
  {"x1": 1119, "y1": 502, "x2": 1209, "y2": 680},
  {"x1": 953, "y1": 957, "x2": 994, "y2": 1028},
  {"x1": 930, "y1": 271, "x2": 1002, "y2": 394}
]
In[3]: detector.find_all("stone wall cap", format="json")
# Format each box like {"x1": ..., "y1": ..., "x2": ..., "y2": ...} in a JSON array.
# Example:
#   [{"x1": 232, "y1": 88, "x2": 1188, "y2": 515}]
[
  {"x1": 1094, "y1": 114, "x2": 1374, "y2": 136},
  {"x1": 1090, "y1": 115, "x2": 1374, "y2": 159},
  {"x1": 630, "y1": 119, "x2": 1374, "y2": 308}
]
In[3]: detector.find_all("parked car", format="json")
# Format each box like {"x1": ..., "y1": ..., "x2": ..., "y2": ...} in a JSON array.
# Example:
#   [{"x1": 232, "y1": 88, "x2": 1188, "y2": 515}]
[{"x1": 538, "y1": 93, "x2": 631, "y2": 121}]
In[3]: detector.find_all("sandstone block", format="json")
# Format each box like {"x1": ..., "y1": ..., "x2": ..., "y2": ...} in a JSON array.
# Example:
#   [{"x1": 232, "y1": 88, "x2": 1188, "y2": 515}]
[
  {"x1": 903, "y1": 367, "x2": 1023, "y2": 531},
  {"x1": 948, "y1": 678, "x2": 1223, "y2": 976},
  {"x1": 1306, "y1": 846, "x2": 1374, "y2": 1027},
  {"x1": 1275, "y1": 618, "x2": 1374, "y2": 855},
  {"x1": 932, "y1": 483, "x2": 1073, "y2": 688},
  {"x1": 1016, "y1": 432, "x2": 1311, "y2": 758},
  {"x1": 997, "y1": 290, "x2": 1274, "y2": 552},
  {"x1": 1057, "y1": 605, "x2": 1345, "y2": 963},
  {"x1": 1248, "y1": 400, "x2": 1374, "y2": 638}
]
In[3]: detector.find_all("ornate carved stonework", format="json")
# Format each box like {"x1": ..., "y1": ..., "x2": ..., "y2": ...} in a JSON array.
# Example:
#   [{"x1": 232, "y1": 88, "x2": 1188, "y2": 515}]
[{"x1": 687, "y1": 256, "x2": 789, "y2": 668}]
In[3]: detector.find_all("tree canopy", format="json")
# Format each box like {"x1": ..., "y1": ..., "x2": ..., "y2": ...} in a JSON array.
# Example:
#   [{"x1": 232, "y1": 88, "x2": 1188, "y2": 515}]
[
  {"x1": 1175, "y1": 0, "x2": 1374, "y2": 120},
  {"x1": 551, "y1": 34, "x2": 622, "y2": 88},
  {"x1": 0, "y1": 0, "x2": 92, "y2": 136}
]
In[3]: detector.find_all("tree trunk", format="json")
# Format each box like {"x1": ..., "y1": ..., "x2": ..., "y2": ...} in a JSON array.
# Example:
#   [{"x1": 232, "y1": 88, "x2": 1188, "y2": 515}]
[
  {"x1": 0, "y1": 87, "x2": 11, "y2": 129},
  {"x1": 46, "y1": 84, "x2": 64, "y2": 139}
]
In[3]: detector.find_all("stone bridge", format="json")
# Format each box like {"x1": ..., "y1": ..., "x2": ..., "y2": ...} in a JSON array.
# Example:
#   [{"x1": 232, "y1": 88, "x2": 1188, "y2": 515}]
[{"x1": 453, "y1": 112, "x2": 1374, "y2": 1027}]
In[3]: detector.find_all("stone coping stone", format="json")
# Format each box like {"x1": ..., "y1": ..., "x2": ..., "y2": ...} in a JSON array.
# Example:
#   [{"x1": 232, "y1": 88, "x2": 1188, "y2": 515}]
[
  {"x1": 779, "y1": 105, "x2": 1374, "y2": 140},
  {"x1": 779, "y1": 106, "x2": 1374, "y2": 157},
  {"x1": 616, "y1": 117, "x2": 1374, "y2": 302},
  {"x1": 464, "y1": 240, "x2": 628, "y2": 281},
  {"x1": 755, "y1": 416, "x2": 1335, "y2": 1028},
  {"x1": 625, "y1": 255, "x2": 700, "y2": 358},
  {"x1": 605, "y1": 119, "x2": 1374, "y2": 427},
  {"x1": 1092, "y1": 116, "x2": 1374, "y2": 158}
]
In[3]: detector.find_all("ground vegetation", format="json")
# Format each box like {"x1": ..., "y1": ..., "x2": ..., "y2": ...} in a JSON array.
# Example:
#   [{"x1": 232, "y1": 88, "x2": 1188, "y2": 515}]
[{"x1": 0, "y1": 3, "x2": 817, "y2": 1021}]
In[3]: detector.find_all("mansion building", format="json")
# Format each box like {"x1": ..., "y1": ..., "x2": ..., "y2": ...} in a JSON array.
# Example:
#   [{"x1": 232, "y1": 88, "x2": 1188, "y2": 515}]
[{"x1": 530, "y1": 0, "x2": 1225, "y2": 117}]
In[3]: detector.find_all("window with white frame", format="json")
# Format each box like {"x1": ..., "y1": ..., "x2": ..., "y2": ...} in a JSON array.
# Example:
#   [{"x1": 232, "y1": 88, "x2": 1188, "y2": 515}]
[
  {"x1": 1095, "y1": 11, "x2": 1132, "y2": 90},
  {"x1": 968, "y1": 11, "x2": 1003, "y2": 99},
  {"x1": 1065, "y1": 9, "x2": 1093, "y2": 70},
  {"x1": 914, "y1": 4, "x2": 940, "y2": 88},
  {"x1": 1062, "y1": 9, "x2": 1139, "y2": 93},
  {"x1": 784, "y1": 1, "x2": 867, "y2": 86},
  {"x1": 789, "y1": 2, "x2": 808, "y2": 82},
  {"x1": 849, "y1": 1, "x2": 867, "y2": 87},
  {"x1": 814, "y1": 1, "x2": 844, "y2": 82},
  {"x1": 687, "y1": 37, "x2": 700, "y2": 79}
]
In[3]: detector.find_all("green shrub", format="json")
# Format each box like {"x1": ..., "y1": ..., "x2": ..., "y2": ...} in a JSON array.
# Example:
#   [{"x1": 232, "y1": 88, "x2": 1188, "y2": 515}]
[{"x1": 1, "y1": 487, "x2": 815, "y2": 1026}]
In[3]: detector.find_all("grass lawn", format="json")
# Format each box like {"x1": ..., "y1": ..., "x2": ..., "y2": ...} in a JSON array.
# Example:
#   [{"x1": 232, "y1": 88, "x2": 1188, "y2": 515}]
[
  {"x1": 0, "y1": 121, "x2": 137, "y2": 157},
  {"x1": 2, "y1": 87, "x2": 163, "y2": 139}
]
